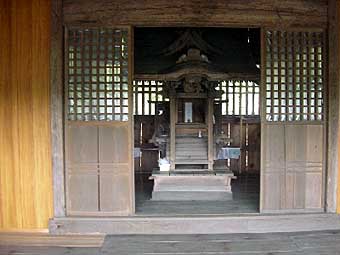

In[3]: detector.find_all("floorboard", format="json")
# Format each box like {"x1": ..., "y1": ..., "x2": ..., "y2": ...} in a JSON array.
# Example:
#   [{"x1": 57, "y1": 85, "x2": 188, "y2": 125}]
[{"x1": 1, "y1": 230, "x2": 340, "y2": 255}]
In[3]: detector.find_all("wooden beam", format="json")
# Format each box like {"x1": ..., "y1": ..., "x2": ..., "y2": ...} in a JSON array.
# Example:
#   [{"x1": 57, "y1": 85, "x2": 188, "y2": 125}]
[
  {"x1": 62, "y1": 0, "x2": 328, "y2": 28},
  {"x1": 51, "y1": 0, "x2": 66, "y2": 217},
  {"x1": 327, "y1": 0, "x2": 340, "y2": 213}
]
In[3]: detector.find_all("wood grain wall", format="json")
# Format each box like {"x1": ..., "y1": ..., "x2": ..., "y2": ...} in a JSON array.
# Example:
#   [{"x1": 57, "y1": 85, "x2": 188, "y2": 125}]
[{"x1": 0, "y1": 0, "x2": 53, "y2": 229}]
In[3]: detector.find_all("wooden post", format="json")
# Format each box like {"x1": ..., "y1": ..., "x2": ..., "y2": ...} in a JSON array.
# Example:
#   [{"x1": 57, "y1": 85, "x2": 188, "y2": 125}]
[
  {"x1": 170, "y1": 96, "x2": 176, "y2": 171},
  {"x1": 51, "y1": 0, "x2": 66, "y2": 217},
  {"x1": 207, "y1": 97, "x2": 214, "y2": 171},
  {"x1": 334, "y1": 0, "x2": 340, "y2": 214},
  {"x1": 328, "y1": 0, "x2": 340, "y2": 213}
]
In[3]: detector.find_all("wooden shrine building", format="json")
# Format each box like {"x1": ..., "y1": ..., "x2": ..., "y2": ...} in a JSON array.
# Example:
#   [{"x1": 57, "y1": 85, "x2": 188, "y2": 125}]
[{"x1": 0, "y1": 0, "x2": 340, "y2": 234}]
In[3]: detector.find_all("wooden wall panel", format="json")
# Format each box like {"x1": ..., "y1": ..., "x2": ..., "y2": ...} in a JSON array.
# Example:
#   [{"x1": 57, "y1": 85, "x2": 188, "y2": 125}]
[
  {"x1": 261, "y1": 124, "x2": 285, "y2": 211},
  {"x1": 66, "y1": 123, "x2": 133, "y2": 216},
  {"x1": 0, "y1": 0, "x2": 53, "y2": 229},
  {"x1": 63, "y1": 0, "x2": 328, "y2": 28},
  {"x1": 261, "y1": 124, "x2": 324, "y2": 212}
]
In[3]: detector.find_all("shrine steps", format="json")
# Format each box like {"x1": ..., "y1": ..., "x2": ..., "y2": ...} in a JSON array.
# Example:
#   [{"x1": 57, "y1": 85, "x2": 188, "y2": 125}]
[
  {"x1": 174, "y1": 160, "x2": 210, "y2": 164},
  {"x1": 175, "y1": 136, "x2": 208, "y2": 164},
  {"x1": 150, "y1": 172, "x2": 234, "y2": 201}
]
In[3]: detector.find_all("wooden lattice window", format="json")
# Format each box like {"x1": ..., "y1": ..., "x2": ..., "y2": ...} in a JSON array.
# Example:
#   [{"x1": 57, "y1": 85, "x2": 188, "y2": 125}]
[
  {"x1": 67, "y1": 28, "x2": 129, "y2": 121},
  {"x1": 265, "y1": 30, "x2": 324, "y2": 122},
  {"x1": 216, "y1": 80, "x2": 260, "y2": 116},
  {"x1": 133, "y1": 80, "x2": 168, "y2": 115}
]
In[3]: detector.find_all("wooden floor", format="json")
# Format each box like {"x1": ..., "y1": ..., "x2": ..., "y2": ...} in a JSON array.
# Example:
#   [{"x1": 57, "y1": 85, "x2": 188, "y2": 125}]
[
  {"x1": 135, "y1": 173, "x2": 260, "y2": 215},
  {"x1": 2, "y1": 230, "x2": 340, "y2": 254}
]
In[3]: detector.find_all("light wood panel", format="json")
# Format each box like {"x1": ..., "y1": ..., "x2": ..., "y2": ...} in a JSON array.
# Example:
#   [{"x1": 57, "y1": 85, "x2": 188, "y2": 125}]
[
  {"x1": 0, "y1": 0, "x2": 53, "y2": 229},
  {"x1": 261, "y1": 124, "x2": 324, "y2": 212},
  {"x1": 66, "y1": 123, "x2": 133, "y2": 216},
  {"x1": 63, "y1": 0, "x2": 327, "y2": 28}
]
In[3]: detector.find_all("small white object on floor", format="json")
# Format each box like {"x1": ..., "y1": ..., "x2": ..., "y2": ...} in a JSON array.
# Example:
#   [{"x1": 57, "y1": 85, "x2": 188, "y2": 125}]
[{"x1": 159, "y1": 158, "x2": 170, "y2": 171}]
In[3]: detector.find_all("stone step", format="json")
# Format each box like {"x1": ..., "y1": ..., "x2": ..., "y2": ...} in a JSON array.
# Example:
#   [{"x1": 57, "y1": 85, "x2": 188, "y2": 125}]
[
  {"x1": 171, "y1": 169, "x2": 210, "y2": 172},
  {"x1": 176, "y1": 156, "x2": 208, "y2": 160},
  {"x1": 176, "y1": 144, "x2": 207, "y2": 148},
  {"x1": 176, "y1": 156, "x2": 208, "y2": 159},
  {"x1": 176, "y1": 149, "x2": 207, "y2": 153},
  {"x1": 175, "y1": 160, "x2": 210, "y2": 165},
  {"x1": 151, "y1": 191, "x2": 232, "y2": 201},
  {"x1": 176, "y1": 138, "x2": 207, "y2": 142},
  {"x1": 176, "y1": 147, "x2": 207, "y2": 151}
]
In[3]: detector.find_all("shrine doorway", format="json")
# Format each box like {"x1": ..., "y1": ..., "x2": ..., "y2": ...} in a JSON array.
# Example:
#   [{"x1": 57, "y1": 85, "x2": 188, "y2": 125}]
[{"x1": 133, "y1": 27, "x2": 261, "y2": 215}]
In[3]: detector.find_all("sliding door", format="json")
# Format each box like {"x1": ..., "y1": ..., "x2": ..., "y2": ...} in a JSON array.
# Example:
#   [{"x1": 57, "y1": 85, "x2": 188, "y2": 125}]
[
  {"x1": 65, "y1": 27, "x2": 134, "y2": 216},
  {"x1": 260, "y1": 29, "x2": 326, "y2": 212}
]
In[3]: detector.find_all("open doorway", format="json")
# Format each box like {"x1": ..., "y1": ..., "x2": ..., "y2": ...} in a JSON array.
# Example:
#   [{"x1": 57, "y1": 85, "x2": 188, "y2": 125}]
[{"x1": 133, "y1": 27, "x2": 261, "y2": 215}]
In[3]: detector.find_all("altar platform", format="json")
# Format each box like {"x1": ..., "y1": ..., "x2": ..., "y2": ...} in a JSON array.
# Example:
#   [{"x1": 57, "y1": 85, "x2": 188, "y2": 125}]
[{"x1": 149, "y1": 170, "x2": 236, "y2": 201}]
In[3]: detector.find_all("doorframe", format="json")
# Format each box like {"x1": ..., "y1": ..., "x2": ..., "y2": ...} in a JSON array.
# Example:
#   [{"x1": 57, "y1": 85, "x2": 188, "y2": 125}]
[{"x1": 50, "y1": 3, "x2": 339, "y2": 221}]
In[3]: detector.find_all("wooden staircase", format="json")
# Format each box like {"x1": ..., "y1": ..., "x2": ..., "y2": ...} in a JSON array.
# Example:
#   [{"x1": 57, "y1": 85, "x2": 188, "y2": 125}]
[{"x1": 174, "y1": 135, "x2": 209, "y2": 168}]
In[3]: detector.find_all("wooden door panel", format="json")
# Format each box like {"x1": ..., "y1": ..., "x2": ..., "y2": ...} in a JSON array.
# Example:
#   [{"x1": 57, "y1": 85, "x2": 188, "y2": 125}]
[
  {"x1": 98, "y1": 126, "x2": 132, "y2": 214},
  {"x1": 264, "y1": 125, "x2": 285, "y2": 163},
  {"x1": 286, "y1": 125, "x2": 323, "y2": 210},
  {"x1": 65, "y1": 27, "x2": 133, "y2": 216},
  {"x1": 68, "y1": 169, "x2": 99, "y2": 213},
  {"x1": 66, "y1": 124, "x2": 133, "y2": 215},
  {"x1": 261, "y1": 29, "x2": 325, "y2": 213},
  {"x1": 67, "y1": 126, "x2": 99, "y2": 214},
  {"x1": 99, "y1": 126, "x2": 129, "y2": 164},
  {"x1": 262, "y1": 125, "x2": 285, "y2": 210},
  {"x1": 100, "y1": 166, "x2": 130, "y2": 213},
  {"x1": 262, "y1": 173, "x2": 283, "y2": 210},
  {"x1": 261, "y1": 124, "x2": 324, "y2": 212},
  {"x1": 305, "y1": 172, "x2": 323, "y2": 208},
  {"x1": 68, "y1": 125, "x2": 98, "y2": 164}
]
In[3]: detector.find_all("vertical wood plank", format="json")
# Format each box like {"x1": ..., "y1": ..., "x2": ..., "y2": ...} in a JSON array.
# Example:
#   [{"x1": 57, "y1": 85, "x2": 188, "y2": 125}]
[
  {"x1": 0, "y1": 0, "x2": 53, "y2": 229},
  {"x1": 0, "y1": 0, "x2": 18, "y2": 229},
  {"x1": 32, "y1": 0, "x2": 53, "y2": 227}
]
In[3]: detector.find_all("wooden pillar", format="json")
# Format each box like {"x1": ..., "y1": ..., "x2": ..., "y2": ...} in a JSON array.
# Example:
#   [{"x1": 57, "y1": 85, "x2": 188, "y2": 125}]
[
  {"x1": 328, "y1": 0, "x2": 340, "y2": 213},
  {"x1": 51, "y1": 0, "x2": 66, "y2": 218},
  {"x1": 335, "y1": 0, "x2": 340, "y2": 214},
  {"x1": 207, "y1": 97, "x2": 214, "y2": 171},
  {"x1": 170, "y1": 96, "x2": 176, "y2": 171}
]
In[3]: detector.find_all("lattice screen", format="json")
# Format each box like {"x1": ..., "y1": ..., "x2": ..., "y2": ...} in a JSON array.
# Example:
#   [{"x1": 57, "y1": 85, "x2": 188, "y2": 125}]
[
  {"x1": 265, "y1": 30, "x2": 324, "y2": 122},
  {"x1": 133, "y1": 80, "x2": 168, "y2": 115},
  {"x1": 216, "y1": 80, "x2": 260, "y2": 116},
  {"x1": 67, "y1": 28, "x2": 129, "y2": 121}
]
